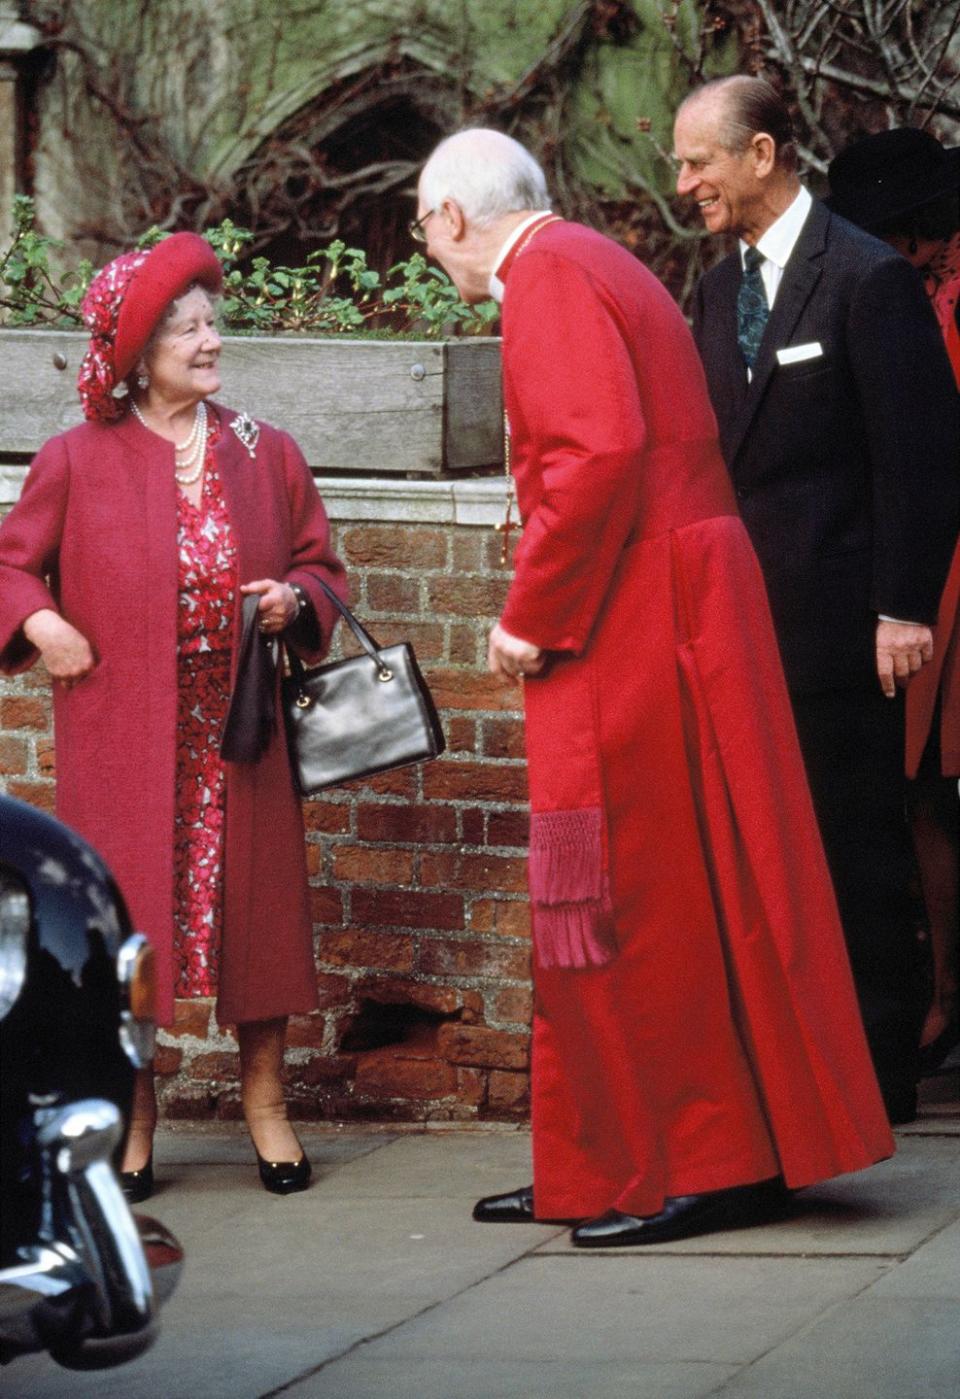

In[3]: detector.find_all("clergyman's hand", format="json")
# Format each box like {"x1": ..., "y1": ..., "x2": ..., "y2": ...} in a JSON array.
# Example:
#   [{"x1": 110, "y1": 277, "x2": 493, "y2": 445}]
[
  {"x1": 875, "y1": 619, "x2": 934, "y2": 699},
  {"x1": 487, "y1": 622, "x2": 545, "y2": 682}
]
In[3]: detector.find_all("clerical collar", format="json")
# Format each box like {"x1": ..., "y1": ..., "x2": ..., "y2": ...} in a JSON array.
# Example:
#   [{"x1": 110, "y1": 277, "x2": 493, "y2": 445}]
[
  {"x1": 740, "y1": 185, "x2": 812, "y2": 272},
  {"x1": 489, "y1": 211, "x2": 555, "y2": 302}
]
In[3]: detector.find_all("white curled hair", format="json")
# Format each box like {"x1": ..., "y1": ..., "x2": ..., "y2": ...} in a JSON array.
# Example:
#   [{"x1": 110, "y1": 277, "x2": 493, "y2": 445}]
[{"x1": 420, "y1": 128, "x2": 550, "y2": 228}]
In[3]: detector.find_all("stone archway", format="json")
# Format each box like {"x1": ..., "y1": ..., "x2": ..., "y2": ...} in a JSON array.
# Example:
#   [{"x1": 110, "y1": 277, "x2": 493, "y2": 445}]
[{"x1": 227, "y1": 62, "x2": 450, "y2": 274}]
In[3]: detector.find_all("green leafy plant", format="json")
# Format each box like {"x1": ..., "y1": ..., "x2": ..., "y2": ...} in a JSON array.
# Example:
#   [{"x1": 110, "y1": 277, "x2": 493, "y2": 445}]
[
  {"x1": 0, "y1": 196, "x2": 96, "y2": 325},
  {"x1": 0, "y1": 199, "x2": 498, "y2": 338}
]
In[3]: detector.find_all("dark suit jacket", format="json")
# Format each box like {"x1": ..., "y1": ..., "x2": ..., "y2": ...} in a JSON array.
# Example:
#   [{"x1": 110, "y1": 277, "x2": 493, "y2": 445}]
[{"x1": 693, "y1": 197, "x2": 959, "y2": 694}]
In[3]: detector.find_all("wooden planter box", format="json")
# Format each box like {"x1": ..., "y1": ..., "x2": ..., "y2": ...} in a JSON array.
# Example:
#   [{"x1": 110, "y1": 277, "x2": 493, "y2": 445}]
[{"x1": 0, "y1": 330, "x2": 503, "y2": 475}]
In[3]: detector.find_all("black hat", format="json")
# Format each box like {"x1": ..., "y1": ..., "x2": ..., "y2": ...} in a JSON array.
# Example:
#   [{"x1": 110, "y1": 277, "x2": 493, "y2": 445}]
[{"x1": 827, "y1": 127, "x2": 960, "y2": 230}]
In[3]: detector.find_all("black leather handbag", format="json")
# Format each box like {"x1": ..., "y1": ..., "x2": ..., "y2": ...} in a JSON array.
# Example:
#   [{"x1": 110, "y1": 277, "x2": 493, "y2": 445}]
[{"x1": 281, "y1": 581, "x2": 445, "y2": 794}]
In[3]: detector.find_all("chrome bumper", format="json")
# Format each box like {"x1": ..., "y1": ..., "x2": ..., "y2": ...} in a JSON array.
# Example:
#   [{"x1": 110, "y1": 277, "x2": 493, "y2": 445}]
[{"x1": 0, "y1": 1099, "x2": 182, "y2": 1368}]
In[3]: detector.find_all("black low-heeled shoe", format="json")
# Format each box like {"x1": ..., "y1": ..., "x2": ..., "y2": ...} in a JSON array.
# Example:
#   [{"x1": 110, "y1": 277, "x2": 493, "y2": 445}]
[
  {"x1": 119, "y1": 1154, "x2": 154, "y2": 1205},
  {"x1": 255, "y1": 1149, "x2": 311, "y2": 1196}
]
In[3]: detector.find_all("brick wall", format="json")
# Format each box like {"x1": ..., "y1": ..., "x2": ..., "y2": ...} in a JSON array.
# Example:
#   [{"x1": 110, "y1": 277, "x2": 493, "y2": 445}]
[{"x1": 0, "y1": 478, "x2": 535, "y2": 1123}]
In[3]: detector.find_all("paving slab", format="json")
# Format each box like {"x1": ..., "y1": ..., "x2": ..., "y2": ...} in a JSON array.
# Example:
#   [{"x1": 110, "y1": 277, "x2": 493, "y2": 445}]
[
  {"x1": 868, "y1": 1219, "x2": 960, "y2": 1298},
  {"x1": 536, "y1": 1135, "x2": 960, "y2": 1256},
  {"x1": 7, "y1": 1117, "x2": 958, "y2": 1399},
  {"x1": 140, "y1": 1132, "x2": 402, "y2": 1241},
  {"x1": 156, "y1": 1124, "x2": 394, "y2": 1169},
  {"x1": 9, "y1": 1166, "x2": 556, "y2": 1398},
  {"x1": 283, "y1": 1356, "x2": 740, "y2": 1399},
  {"x1": 327, "y1": 1254, "x2": 890, "y2": 1367},
  {"x1": 712, "y1": 1296, "x2": 959, "y2": 1399},
  {"x1": 309, "y1": 1128, "x2": 536, "y2": 1200},
  {"x1": 899, "y1": 1108, "x2": 960, "y2": 1136},
  {"x1": 11, "y1": 1313, "x2": 371, "y2": 1399}
]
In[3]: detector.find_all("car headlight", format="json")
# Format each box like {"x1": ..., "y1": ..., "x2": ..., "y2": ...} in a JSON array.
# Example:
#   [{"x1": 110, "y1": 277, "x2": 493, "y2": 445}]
[
  {"x1": 117, "y1": 932, "x2": 156, "y2": 1068},
  {"x1": 0, "y1": 865, "x2": 31, "y2": 1020}
]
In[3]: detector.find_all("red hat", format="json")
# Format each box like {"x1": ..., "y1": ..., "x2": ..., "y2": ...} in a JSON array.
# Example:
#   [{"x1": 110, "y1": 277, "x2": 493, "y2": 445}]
[{"x1": 77, "y1": 232, "x2": 223, "y2": 422}]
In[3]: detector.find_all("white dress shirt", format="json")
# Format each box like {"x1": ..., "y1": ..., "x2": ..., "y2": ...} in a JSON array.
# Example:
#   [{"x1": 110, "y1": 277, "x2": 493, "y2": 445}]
[{"x1": 740, "y1": 185, "x2": 812, "y2": 307}]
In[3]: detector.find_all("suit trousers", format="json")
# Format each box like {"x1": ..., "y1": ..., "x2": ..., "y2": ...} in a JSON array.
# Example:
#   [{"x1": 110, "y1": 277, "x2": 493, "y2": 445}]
[{"x1": 789, "y1": 685, "x2": 925, "y2": 1106}]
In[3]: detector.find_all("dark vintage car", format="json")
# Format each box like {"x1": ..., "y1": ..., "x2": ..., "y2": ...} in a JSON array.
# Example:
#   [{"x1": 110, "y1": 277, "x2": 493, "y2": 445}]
[{"x1": 0, "y1": 793, "x2": 182, "y2": 1369}]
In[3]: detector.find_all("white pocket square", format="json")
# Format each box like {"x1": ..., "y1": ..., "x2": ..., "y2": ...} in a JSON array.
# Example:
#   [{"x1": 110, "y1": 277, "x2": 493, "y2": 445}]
[{"x1": 777, "y1": 341, "x2": 823, "y2": 365}]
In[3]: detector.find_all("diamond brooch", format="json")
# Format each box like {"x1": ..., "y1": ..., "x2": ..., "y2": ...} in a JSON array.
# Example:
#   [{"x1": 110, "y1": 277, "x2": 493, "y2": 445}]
[{"x1": 230, "y1": 411, "x2": 260, "y2": 458}]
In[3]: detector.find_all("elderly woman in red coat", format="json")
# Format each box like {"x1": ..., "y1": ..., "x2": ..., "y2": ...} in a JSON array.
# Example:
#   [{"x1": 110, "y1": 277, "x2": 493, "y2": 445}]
[{"x1": 0, "y1": 233, "x2": 346, "y2": 1199}]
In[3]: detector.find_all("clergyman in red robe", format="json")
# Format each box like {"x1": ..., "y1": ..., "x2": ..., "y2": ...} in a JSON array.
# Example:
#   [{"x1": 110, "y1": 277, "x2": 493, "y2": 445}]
[{"x1": 415, "y1": 128, "x2": 894, "y2": 1247}]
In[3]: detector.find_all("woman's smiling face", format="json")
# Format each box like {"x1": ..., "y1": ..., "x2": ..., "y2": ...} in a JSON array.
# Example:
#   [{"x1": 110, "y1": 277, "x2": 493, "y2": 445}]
[{"x1": 141, "y1": 285, "x2": 222, "y2": 405}]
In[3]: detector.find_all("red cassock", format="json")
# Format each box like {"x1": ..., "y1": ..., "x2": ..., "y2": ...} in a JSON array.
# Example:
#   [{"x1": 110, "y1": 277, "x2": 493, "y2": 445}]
[
  {"x1": 496, "y1": 218, "x2": 894, "y2": 1220},
  {"x1": 0, "y1": 408, "x2": 346, "y2": 1026}
]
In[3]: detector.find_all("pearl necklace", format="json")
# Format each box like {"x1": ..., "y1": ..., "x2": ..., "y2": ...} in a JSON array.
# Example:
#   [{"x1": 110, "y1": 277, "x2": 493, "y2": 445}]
[{"x1": 131, "y1": 400, "x2": 208, "y2": 485}]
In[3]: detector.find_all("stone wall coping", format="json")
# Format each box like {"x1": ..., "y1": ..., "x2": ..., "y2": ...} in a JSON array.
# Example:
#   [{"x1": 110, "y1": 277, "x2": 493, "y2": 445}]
[
  {"x1": 0, "y1": 9, "x2": 41, "y2": 53},
  {"x1": 1, "y1": 465, "x2": 509, "y2": 526},
  {"x1": 0, "y1": 466, "x2": 25, "y2": 505},
  {"x1": 316, "y1": 475, "x2": 508, "y2": 526}
]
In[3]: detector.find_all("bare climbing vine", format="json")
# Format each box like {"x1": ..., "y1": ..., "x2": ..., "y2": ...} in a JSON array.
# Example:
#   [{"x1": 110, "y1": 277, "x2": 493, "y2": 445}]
[{"x1": 13, "y1": 1, "x2": 960, "y2": 312}]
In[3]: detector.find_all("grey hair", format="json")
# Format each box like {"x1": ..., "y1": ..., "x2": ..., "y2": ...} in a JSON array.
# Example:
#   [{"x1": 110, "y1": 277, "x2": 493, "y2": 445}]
[
  {"x1": 420, "y1": 128, "x2": 550, "y2": 227},
  {"x1": 683, "y1": 76, "x2": 798, "y2": 172}
]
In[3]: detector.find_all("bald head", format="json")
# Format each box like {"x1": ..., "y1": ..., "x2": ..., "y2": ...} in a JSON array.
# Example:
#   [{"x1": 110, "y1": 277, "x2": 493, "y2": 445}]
[
  {"x1": 679, "y1": 76, "x2": 797, "y2": 172},
  {"x1": 419, "y1": 128, "x2": 550, "y2": 228}
]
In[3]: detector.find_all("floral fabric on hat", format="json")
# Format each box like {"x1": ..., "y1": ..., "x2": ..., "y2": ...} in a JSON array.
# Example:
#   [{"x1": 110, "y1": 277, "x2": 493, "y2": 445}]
[{"x1": 76, "y1": 249, "x2": 150, "y2": 422}]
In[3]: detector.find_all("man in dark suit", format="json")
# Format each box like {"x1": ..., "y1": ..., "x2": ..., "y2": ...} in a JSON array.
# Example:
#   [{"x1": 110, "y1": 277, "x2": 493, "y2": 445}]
[{"x1": 673, "y1": 75, "x2": 959, "y2": 1123}]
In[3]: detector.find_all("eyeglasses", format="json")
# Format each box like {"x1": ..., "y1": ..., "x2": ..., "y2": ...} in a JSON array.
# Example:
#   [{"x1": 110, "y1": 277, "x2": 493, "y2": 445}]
[{"x1": 408, "y1": 209, "x2": 436, "y2": 244}]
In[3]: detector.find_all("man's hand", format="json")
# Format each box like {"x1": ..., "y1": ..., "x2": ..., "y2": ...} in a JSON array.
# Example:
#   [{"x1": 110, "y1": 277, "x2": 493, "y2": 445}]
[
  {"x1": 487, "y1": 622, "x2": 545, "y2": 682},
  {"x1": 875, "y1": 619, "x2": 934, "y2": 698}
]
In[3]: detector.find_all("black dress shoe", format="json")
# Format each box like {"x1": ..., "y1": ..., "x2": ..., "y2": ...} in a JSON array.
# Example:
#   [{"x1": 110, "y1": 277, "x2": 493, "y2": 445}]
[
  {"x1": 571, "y1": 1177, "x2": 789, "y2": 1248},
  {"x1": 472, "y1": 1185, "x2": 535, "y2": 1223},
  {"x1": 881, "y1": 1081, "x2": 918, "y2": 1126},
  {"x1": 919, "y1": 1019, "x2": 959, "y2": 1076},
  {"x1": 119, "y1": 1155, "x2": 154, "y2": 1205},
  {"x1": 256, "y1": 1149, "x2": 311, "y2": 1196}
]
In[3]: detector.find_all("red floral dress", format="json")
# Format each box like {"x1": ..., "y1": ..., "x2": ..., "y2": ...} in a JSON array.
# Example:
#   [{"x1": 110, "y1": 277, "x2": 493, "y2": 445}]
[{"x1": 173, "y1": 423, "x2": 238, "y2": 996}]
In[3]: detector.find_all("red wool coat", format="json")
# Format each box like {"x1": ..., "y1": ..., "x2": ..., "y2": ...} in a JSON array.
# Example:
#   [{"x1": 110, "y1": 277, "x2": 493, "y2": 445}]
[
  {"x1": 497, "y1": 220, "x2": 894, "y2": 1220},
  {"x1": 0, "y1": 406, "x2": 346, "y2": 1026}
]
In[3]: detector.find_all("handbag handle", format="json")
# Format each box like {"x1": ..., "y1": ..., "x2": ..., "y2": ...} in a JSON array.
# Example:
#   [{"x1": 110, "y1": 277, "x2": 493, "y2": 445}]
[{"x1": 287, "y1": 578, "x2": 394, "y2": 695}]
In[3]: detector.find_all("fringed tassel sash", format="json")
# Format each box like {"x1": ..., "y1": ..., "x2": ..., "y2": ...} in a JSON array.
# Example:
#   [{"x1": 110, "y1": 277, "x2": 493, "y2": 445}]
[{"x1": 528, "y1": 807, "x2": 616, "y2": 969}]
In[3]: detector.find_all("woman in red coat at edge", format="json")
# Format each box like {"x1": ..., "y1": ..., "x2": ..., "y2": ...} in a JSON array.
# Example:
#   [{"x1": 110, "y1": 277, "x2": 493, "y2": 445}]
[
  {"x1": 830, "y1": 129, "x2": 960, "y2": 1074},
  {"x1": 0, "y1": 233, "x2": 347, "y2": 1199}
]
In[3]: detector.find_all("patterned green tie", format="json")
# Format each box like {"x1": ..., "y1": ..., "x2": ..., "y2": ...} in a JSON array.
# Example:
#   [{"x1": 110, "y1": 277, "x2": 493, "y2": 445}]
[{"x1": 736, "y1": 246, "x2": 768, "y2": 370}]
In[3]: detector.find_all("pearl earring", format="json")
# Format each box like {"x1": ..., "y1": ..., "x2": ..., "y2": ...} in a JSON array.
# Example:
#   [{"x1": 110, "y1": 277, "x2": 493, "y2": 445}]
[{"x1": 137, "y1": 371, "x2": 149, "y2": 390}]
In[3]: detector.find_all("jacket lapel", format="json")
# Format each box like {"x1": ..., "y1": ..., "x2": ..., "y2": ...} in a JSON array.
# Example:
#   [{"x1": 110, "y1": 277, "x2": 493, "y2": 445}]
[
  {"x1": 213, "y1": 404, "x2": 286, "y2": 622},
  {"x1": 726, "y1": 200, "x2": 829, "y2": 468}
]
